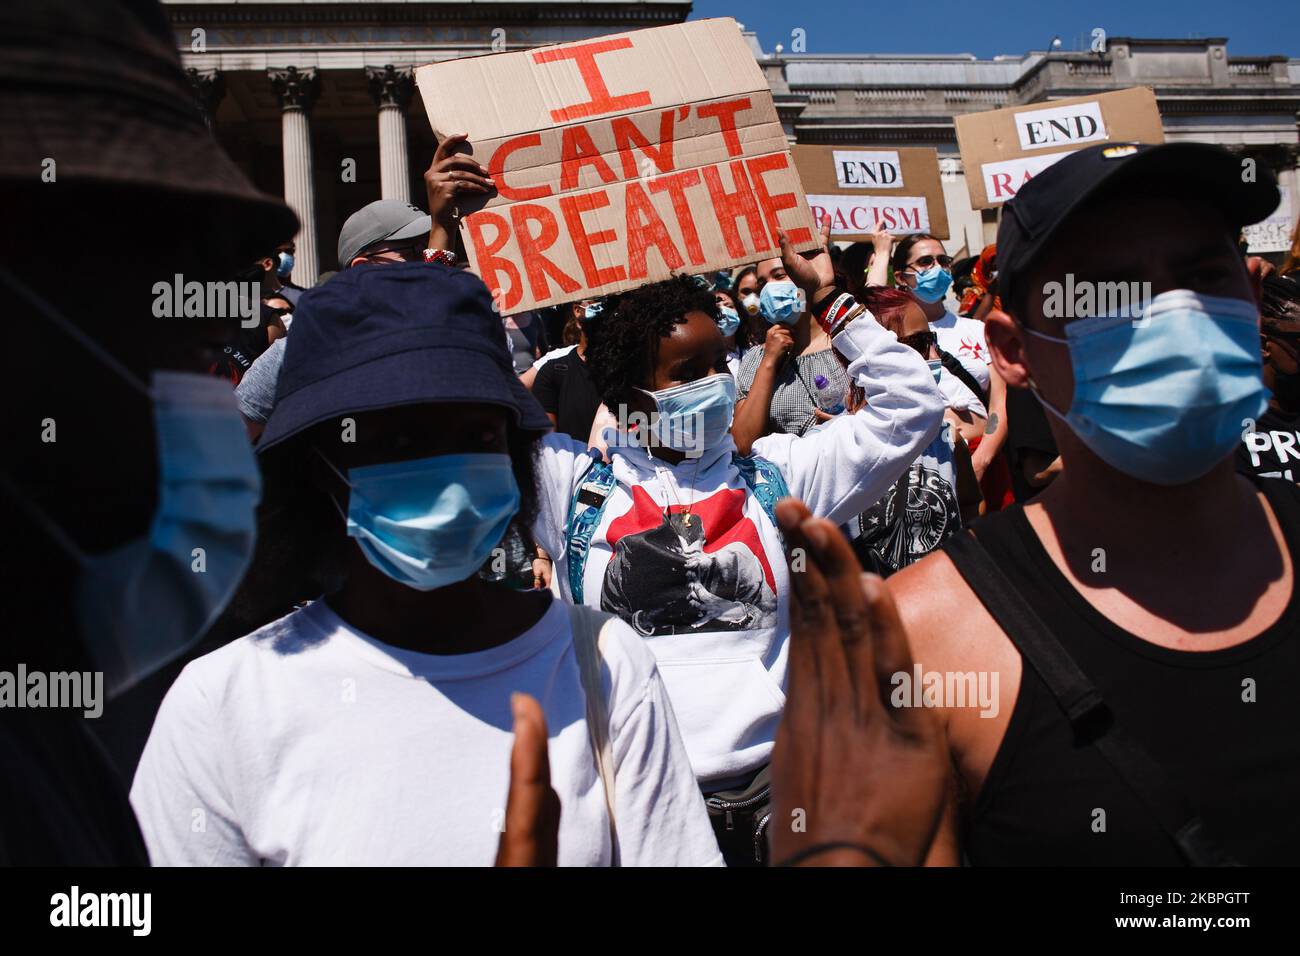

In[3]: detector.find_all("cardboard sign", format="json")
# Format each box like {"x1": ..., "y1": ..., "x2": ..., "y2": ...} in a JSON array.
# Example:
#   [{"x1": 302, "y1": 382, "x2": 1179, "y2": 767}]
[
  {"x1": 954, "y1": 87, "x2": 1164, "y2": 209},
  {"x1": 792, "y1": 145, "x2": 948, "y2": 239},
  {"x1": 415, "y1": 19, "x2": 819, "y2": 311},
  {"x1": 1244, "y1": 184, "x2": 1294, "y2": 254}
]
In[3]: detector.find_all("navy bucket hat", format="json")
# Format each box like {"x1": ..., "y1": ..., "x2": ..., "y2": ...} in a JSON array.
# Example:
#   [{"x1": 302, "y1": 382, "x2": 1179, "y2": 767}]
[{"x1": 258, "y1": 262, "x2": 551, "y2": 451}]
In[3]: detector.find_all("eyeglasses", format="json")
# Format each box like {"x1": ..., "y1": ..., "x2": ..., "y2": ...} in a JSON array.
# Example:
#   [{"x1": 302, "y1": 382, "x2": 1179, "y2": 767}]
[
  {"x1": 363, "y1": 240, "x2": 423, "y2": 262},
  {"x1": 906, "y1": 254, "x2": 953, "y2": 271},
  {"x1": 899, "y1": 330, "x2": 936, "y2": 357}
]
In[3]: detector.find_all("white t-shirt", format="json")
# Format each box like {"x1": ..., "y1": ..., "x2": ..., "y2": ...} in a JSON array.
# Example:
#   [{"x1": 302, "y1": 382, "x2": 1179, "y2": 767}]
[
  {"x1": 530, "y1": 317, "x2": 944, "y2": 785},
  {"x1": 531, "y1": 344, "x2": 577, "y2": 372},
  {"x1": 930, "y1": 309, "x2": 991, "y2": 391},
  {"x1": 937, "y1": 365, "x2": 988, "y2": 419},
  {"x1": 130, "y1": 598, "x2": 721, "y2": 867},
  {"x1": 726, "y1": 348, "x2": 742, "y2": 379}
]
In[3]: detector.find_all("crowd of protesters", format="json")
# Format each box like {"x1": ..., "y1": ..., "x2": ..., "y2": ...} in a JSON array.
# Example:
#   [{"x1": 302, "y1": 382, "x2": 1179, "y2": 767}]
[{"x1": 5, "y1": 0, "x2": 1300, "y2": 869}]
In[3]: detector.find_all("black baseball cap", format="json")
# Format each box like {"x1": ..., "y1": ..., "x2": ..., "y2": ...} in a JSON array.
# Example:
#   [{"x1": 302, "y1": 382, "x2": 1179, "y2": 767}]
[
  {"x1": 258, "y1": 261, "x2": 551, "y2": 451},
  {"x1": 997, "y1": 141, "x2": 1280, "y2": 315}
]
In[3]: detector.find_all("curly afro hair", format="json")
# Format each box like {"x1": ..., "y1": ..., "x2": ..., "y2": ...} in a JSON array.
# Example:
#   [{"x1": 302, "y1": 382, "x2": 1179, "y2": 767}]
[{"x1": 585, "y1": 275, "x2": 719, "y2": 410}]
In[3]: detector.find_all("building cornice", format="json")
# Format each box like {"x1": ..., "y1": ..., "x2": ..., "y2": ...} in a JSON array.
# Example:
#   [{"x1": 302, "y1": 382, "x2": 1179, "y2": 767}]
[{"x1": 163, "y1": 1, "x2": 690, "y2": 27}]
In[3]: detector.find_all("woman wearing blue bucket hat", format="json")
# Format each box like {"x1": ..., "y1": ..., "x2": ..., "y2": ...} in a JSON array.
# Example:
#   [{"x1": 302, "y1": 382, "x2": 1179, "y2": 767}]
[{"x1": 130, "y1": 261, "x2": 721, "y2": 867}]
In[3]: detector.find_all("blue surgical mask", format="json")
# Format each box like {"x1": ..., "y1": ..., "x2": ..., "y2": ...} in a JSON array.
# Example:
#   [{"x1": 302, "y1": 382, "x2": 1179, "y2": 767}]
[
  {"x1": 1026, "y1": 289, "x2": 1267, "y2": 486},
  {"x1": 276, "y1": 251, "x2": 295, "y2": 278},
  {"x1": 79, "y1": 372, "x2": 261, "y2": 693},
  {"x1": 324, "y1": 452, "x2": 520, "y2": 591},
  {"x1": 908, "y1": 265, "x2": 953, "y2": 303},
  {"x1": 0, "y1": 267, "x2": 260, "y2": 696},
  {"x1": 583, "y1": 301, "x2": 604, "y2": 321},
  {"x1": 638, "y1": 373, "x2": 737, "y2": 457},
  {"x1": 716, "y1": 305, "x2": 741, "y2": 337},
  {"x1": 759, "y1": 280, "x2": 803, "y2": 325}
]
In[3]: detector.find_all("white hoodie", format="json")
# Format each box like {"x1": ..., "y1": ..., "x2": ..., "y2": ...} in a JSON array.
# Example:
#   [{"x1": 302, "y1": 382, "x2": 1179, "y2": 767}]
[{"x1": 531, "y1": 316, "x2": 943, "y2": 786}]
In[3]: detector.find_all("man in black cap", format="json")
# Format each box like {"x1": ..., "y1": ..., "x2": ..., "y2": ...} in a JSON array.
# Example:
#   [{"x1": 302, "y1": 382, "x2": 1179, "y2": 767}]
[{"x1": 889, "y1": 141, "x2": 1300, "y2": 865}]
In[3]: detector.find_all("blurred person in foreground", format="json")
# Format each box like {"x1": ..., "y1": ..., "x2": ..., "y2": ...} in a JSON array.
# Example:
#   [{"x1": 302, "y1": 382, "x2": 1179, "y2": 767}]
[
  {"x1": 0, "y1": 0, "x2": 548, "y2": 865},
  {"x1": 0, "y1": 0, "x2": 295, "y2": 863}
]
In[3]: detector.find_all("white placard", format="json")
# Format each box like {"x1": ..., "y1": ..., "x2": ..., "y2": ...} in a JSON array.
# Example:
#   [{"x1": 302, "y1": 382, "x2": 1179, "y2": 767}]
[
  {"x1": 1244, "y1": 185, "x2": 1294, "y2": 254},
  {"x1": 830, "y1": 150, "x2": 905, "y2": 189},
  {"x1": 1015, "y1": 101, "x2": 1107, "y2": 151},
  {"x1": 807, "y1": 194, "x2": 930, "y2": 234},
  {"x1": 980, "y1": 151, "x2": 1071, "y2": 204}
]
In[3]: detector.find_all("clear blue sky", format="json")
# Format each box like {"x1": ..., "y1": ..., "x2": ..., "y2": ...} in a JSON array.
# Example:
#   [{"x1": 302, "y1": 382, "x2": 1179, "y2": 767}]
[{"x1": 688, "y1": 0, "x2": 1300, "y2": 59}]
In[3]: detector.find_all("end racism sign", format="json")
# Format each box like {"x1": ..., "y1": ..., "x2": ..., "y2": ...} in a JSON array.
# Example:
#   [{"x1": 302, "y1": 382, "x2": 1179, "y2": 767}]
[
  {"x1": 792, "y1": 146, "x2": 949, "y2": 240},
  {"x1": 955, "y1": 87, "x2": 1164, "y2": 209},
  {"x1": 415, "y1": 19, "x2": 819, "y2": 312}
]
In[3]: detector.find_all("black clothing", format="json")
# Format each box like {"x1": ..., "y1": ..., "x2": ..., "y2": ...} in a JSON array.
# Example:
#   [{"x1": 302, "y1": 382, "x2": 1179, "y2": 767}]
[
  {"x1": 1, "y1": 709, "x2": 149, "y2": 864},
  {"x1": 1005, "y1": 386, "x2": 1058, "y2": 502},
  {"x1": 1235, "y1": 404, "x2": 1300, "y2": 483},
  {"x1": 949, "y1": 482, "x2": 1300, "y2": 865},
  {"x1": 533, "y1": 351, "x2": 602, "y2": 443}
]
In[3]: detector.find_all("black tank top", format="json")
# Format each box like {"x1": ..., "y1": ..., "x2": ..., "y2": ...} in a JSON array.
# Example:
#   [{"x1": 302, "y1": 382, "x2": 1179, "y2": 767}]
[{"x1": 956, "y1": 479, "x2": 1300, "y2": 866}]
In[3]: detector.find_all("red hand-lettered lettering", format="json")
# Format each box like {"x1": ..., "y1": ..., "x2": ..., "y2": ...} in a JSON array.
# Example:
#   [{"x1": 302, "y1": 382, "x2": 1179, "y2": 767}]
[
  {"x1": 702, "y1": 161, "x2": 769, "y2": 258},
  {"x1": 510, "y1": 203, "x2": 581, "y2": 302},
  {"x1": 696, "y1": 97, "x2": 752, "y2": 157},
  {"x1": 559, "y1": 190, "x2": 626, "y2": 288},
  {"x1": 534, "y1": 39, "x2": 652, "y2": 123},
  {"x1": 746, "y1": 154, "x2": 811, "y2": 246},
  {"x1": 465, "y1": 211, "x2": 522, "y2": 312},
  {"x1": 624, "y1": 181, "x2": 684, "y2": 280},
  {"x1": 611, "y1": 111, "x2": 676, "y2": 180},
  {"x1": 559, "y1": 124, "x2": 620, "y2": 191},
  {"x1": 648, "y1": 169, "x2": 705, "y2": 265},
  {"x1": 489, "y1": 134, "x2": 550, "y2": 201}
]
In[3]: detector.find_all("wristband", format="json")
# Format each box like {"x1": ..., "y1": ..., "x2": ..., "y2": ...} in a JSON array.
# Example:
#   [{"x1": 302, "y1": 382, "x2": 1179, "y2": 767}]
[
  {"x1": 775, "y1": 841, "x2": 895, "y2": 868},
  {"x1": 422, "y1": 248, "x2": 456, "y2": 267},
  {"x1": 814, "y1": 287, "x2": 856, "y2": 336},
  {"x1": 829, "y1": 303, "x2": 868, "y2": 340}
]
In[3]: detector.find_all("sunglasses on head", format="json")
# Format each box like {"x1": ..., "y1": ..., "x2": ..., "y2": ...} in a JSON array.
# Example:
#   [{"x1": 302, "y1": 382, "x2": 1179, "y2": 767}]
[
  {"x1": 899, "y1": 330, "x2": 936, "y2": 357},
  {"x1": 907, "y1": 254, "x2": 953, "y2": 270}
]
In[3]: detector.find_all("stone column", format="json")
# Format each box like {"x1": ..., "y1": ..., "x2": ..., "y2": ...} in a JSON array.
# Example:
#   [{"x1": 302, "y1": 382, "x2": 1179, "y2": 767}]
[
  {"x1": 269, "y1": 66, "x2": 322, "y2": 285},
  {"x1": 185, "y1": 68, "x2": 225, "y2": 129},
  {"x1": 366, "y1": 65, "x2": 416, "y2": 203}
]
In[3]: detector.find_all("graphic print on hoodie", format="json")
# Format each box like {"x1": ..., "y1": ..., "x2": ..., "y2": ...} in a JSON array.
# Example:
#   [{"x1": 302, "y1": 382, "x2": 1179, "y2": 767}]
[
  {"x1": 601, "y1": 486, "x2": 777, "y2": 636},
  {"x1": 530, "y1": 317, "x2": 945, "y2": 784}
]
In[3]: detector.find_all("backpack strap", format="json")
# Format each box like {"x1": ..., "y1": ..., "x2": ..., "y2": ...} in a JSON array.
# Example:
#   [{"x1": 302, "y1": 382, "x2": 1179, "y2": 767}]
[
  {"x1": 941, "y1": 529, "x2": 1239, "y2": 867},
  {"x1": 938, "y1": 348, "x2": 989, "y2": 408},
  {"x1": 732, "y1": 453, "x2": 790, "y2": 533},
  {"x1": 567, "y1": 604, "x2": 619, "y2": 865},
  {"x1": 565, "y1": 454, "x2": 617, "y2": 604}
]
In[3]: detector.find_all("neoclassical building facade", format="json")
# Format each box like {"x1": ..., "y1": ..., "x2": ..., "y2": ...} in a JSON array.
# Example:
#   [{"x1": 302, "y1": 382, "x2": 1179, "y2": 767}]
[{"x1": 167, "y1": 0, "x2": 1300, "y2": 284}]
